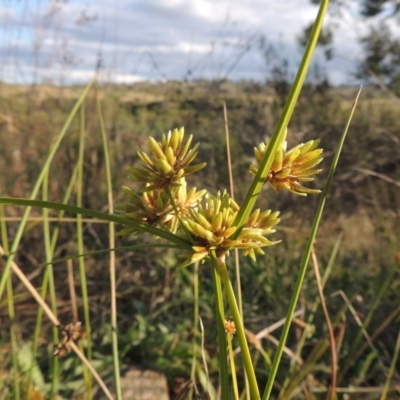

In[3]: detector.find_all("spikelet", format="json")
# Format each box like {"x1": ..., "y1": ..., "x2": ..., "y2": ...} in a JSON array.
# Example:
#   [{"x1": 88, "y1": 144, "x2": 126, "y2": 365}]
[
  {"x1": 250, "y1": 130, "x2": 323, "y2": 196},
  {"x1": 129, "y1": 127, "x2": 206, "y2": 191},
  {"x1": 178, "y1": 191, "x2": 280, "y2": 267}
]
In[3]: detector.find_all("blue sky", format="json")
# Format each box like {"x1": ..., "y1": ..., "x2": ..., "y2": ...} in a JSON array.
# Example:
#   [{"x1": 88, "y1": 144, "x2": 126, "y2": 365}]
[{"x1": 0, "y1": 0, "x2": 396, "y2": 85}]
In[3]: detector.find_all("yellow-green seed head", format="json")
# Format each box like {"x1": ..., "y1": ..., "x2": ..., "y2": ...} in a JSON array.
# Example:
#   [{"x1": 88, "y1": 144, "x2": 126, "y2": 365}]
[
  {"x1": 178, "y1": 191, "x2": 280, "y2": 267},
  {"x1": 250, "y1": 134, "x2": 323, "y2": 196},
  {"x1": 130, "y1": 127, "x2": 206, "y2": 190}
]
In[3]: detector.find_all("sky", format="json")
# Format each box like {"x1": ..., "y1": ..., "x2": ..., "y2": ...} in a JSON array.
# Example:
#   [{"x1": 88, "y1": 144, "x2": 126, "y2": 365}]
[{"x1": 0, "y1": 0, "x2": 396, "y2": 85}]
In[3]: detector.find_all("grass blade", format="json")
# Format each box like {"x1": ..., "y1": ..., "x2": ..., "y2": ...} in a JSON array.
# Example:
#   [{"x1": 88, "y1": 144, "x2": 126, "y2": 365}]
[
  {"x1": 28, "y1": 163, "x2": 80, "y2": 396},
  {"x1": 0, "y1": 207, "x2": 20, "y2": 399},
  {"x1": 233, "y1": 0, "x2": 330, "y2": 231},
  {"x1": 97, "y1": 88, "x2": 123, "y2": 400},
  {"x1": 262, "y1": 86, "x2": 362, "y2": 400},
  {"x1": 189, "y1": 262, "x2": 200, "y2": 400},
  {"x1": 0, "y1": 80, "x2": 94, "y2": 299},
  {"x1": 0, "y1": 198, "x2": 191, "y2": 247},
  {"x1": 76, "y1": 101, "x2": 93, "y2": 395},
  {"x1": 211, "y1": 255, "x2": 229, "y2": 400},
  {"x1": 42, "y1": 170, "x2": 60, "y2": 397}
]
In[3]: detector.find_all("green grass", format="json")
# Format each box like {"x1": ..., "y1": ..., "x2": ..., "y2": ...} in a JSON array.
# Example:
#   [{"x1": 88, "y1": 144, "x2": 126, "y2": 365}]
[
  {"x1": 0, "y1": 81, "x2": 399, "y2": 398},
  {"x1": 0, "y1": 4, "x2": 400, "y2": 397}
]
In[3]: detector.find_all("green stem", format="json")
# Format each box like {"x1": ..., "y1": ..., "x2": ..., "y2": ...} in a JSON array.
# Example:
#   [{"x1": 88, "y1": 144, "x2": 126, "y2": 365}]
[
  {"x1": 234, "y1": 249, "x2": 249, "y2": 398},
  {"x1": 0, "y1": 80, "x2": 94, "y2": 300},
  {"x1": 0, "y1": 197, "x2": 191, "y2": 248},
  {"x1": 1, "y1": 207, "x2": 20, "y2": 400},
  {"x1": 279, "y1": 233, "x2": 342, "y2": 398},
  {"x1": 217, "y1": 259, "x2": 260, "y2": 400},
  {"x1": 189, "y1": 262, "x2": 200, "y2": 400},
  {"x1": 233, "y1": 0, "x2": 330, "y2": 231},
  {"x1": 77, "y1": 102, "x2": 92, "y2": 395},
  {"x1": 227, "y1": 333, "x2": 239, "y2": 400},
  {"x1": 340, "y1": 260, "x2": 397, "y2": 381},
  {"x1": 42, "y1": 170, "x2": 59, "y2": 397},
  {"x1": 97, "y1": 87, "x2": 123, "y2": 400},
  {"x1": 262, "y1": 86, "x2": 362, "y2": 400},
  {"x1": 380, "y1": 327, "x2": 400, "y2": 400},
  {"x1": 28, "y1": 163, "x2": 79, "y2": 396},
  {"x1": 211, "y1": 255, "x2": 229, "y2": 400},
  {"x1": 260, "y1": 1, "x2": 331, "y2": 398}
]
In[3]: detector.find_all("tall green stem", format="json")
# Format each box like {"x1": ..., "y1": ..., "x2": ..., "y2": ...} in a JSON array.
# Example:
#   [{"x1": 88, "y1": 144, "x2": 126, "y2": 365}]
[
  {"x1": 77, "y1": 102, "x2": 92, "y2": 395},
  {"x1": 262, "y1": 85, "x2": 361, "y2": 400},
  {"x1": 233, "y1": 0, "x2": 330, "y2": 233},
  {"x1": 189, "y1": 262, "x2": 199, "y2": 400},
  {"x1": 97, "y1": 87, "x2": 122, "y2": 400},
  {"x1": 217, "y1": 259, "x2": 260, "y2": 400},
  {"x1": 211, "y1": 255, "x2": 229, "y2": 400},
  {"x1": 42, "y1": 171, "x2": 59, "y2": 397},
  {"x1": 0, "y1": 207, "x2": 20, "y2": 399},
  {"x1": 0, "y1": 80, "x2": 94, "y2": 300}
]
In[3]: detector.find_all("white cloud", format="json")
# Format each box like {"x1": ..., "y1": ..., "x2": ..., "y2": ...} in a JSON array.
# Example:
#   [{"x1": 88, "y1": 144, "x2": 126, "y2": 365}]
[{"x1": 0, "y1": 0, "x2": 373, "y2": 85}]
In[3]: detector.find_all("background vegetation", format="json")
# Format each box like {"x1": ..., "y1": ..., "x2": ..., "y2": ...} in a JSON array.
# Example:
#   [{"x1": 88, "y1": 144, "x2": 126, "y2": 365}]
[
  {"x1": 0, "y1": 2, "x2": 400, "y2": 398},
  {"x1": 0, "y1": 75, "x2": 399, "y2": 398}
]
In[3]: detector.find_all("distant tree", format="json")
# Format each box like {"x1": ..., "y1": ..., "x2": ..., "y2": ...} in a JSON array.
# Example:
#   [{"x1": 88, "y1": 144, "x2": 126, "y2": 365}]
[
  {"x1": 357, "y1": 21, "x2": 400, "y2": 93},
  {"x1": 303, "y1": 0, "x2": 400, "y2": 90},
  {"x1": 297, "y1": 23, "x2": 334, "y2": 60},
  {"x1": 360, "y1": 0, "x2": 400, "y2": 17},
  {"x1": 309, "y1": 0, "x2": 400, "y2": 17},
  {"x1": 258, "y1": 37, "x2": 292, "y2": 103}
]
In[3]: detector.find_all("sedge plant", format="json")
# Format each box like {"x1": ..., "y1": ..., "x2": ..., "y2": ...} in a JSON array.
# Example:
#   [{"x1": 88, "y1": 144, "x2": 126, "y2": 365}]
[
  {"x1": 114, "y1": 126, "x2": 323, "y2": 399},
  {"x1": 0, "y1": 0, "x2": 343, "y2": 398}
]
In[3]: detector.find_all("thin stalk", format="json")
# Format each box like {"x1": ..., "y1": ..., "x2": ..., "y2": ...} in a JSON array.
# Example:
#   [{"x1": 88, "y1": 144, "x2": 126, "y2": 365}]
[
  {"x1": 42, "y1": 170, "x2": 60, "y2": 397},
  {"x1": 29, "y1": 264, "x2": 49, "y2": 397},
  {"x1": 227, "y1": 333, "x2": 239, "y2": 400},
  {"x1": 0, "y1": 245, "x2": 114, "y2": 400},
  {"x1": 217, "y1": 259, "x2": 260, "y2": 400},
  {"x1": 341, "y1": 260, "x2": 398, "y2": 381},
  {"x1": 41, "y1": 243, "x2": 180, "y2": 268},
  {"x1": 279, "y1": 233, "x2": 342, "y2": 398},
  {"x1": 283, "y1": 314, "x2": 346, "y2": 398},
  {"x1": 380, "y1": 328, "x2": 400, "y2": 400},
  {"x1": 211, "y1": 255, "x2": 229, "y2": 400},
  {"x1": 0, "y1": 198, "x2": 191, "y2": 248},
  {"x1": 0, "y1": 80, "x2": 94, "y2": 299},
  {"x1": 232, "y1": 0, "x2": 330, "y2": 232},
  {"x1": 77, "y1": 102, "x2": 92, "y2": 395},
  {"x1": 223, "y1": 102, "x2": 249, "y2": 398},
  {"x1": 28, "y1": 163, "x2": 80, "y2": 395},
  {"x1": 6, "y1": 272, "x2": 19, "y2": 399},
  {"x1": 256, "y1": 345, "x2": 272, "y2": 366},
  {"x1": 97, "y1": 87, "x2": 122, "y2": 400},
  {"x1": 352, "y1": 305, "x2": 400, "y2": 370},
  {"x1": 0, "y1": 207, "x2": 19, "y2": 400},
  {"x1": 189, "y1": 261, "x2": 200, "y2": 400},
  {"x1": 67, "y1": 259, "x2": 79, "y2": 322},
  {"x1": 234, "y1": 248, "x2": 248, "y2": 398},
  {"x1": 199, "y1": 316, "x2": 214, "y2": 398},
  {"x1": 311, "y1": 248, "x2": 336, "y2": 400},
  {"x1": 262, "y1": 86, "x2": 362, "y2": 400},
  {"x1": 331, "y1": 290, "x2": 388, "y2": 377}
]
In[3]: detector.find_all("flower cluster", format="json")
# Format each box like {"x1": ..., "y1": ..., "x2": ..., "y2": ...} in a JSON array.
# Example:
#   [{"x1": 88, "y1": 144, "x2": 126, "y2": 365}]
[
  {"x1": 250, "y1": 132, "x2": 323, "y2": 196},
  {"x1": 116, "y1": 128, "x2": 206, "y2": 235},
  {"x1": 53, "y1": 321, "x2": 83, "y2": 358},
  {"x1": 179, "y1": 191, "x2": 280, "y2": 267},
  {"x1": 128, "y1": 127, "x2": 206, "y2": 191},
  {"x1": 117, "y1": 126, "x2": 322, "y2": 266}
]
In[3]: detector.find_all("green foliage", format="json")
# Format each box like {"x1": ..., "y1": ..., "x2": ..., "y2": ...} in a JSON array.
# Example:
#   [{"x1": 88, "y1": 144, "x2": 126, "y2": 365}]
[
  {"x1": 0, "y1": 17, "x2": 400, "y2": 397},
  {"x1": 358, "y1": 21, "x2": 400, "y2": 94}
]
